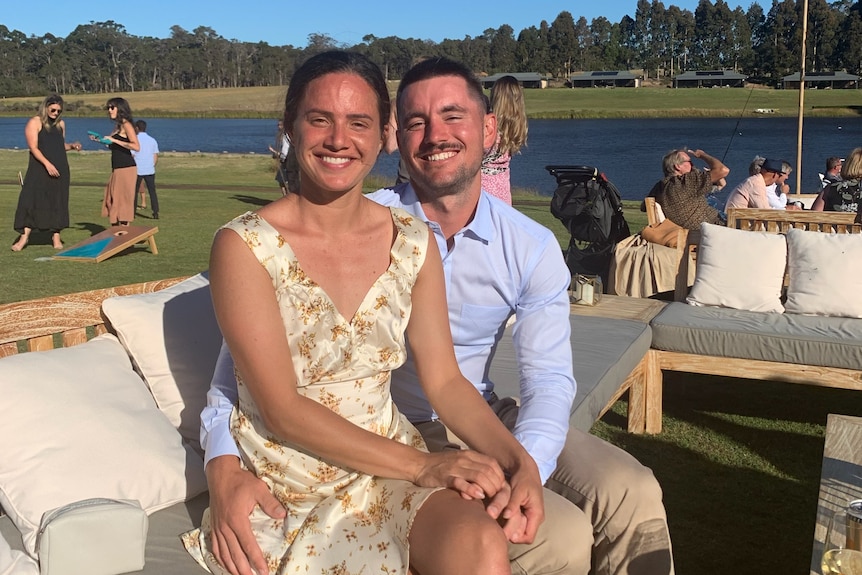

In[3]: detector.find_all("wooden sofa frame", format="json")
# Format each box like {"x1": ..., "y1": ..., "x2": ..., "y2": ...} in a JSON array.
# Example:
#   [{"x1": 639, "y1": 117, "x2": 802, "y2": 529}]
[
  {"x1": 0, "y1": 277, "x2": 186, "y2": 357},
  {"x1": 640, "y1": 208, "x2": 862, "y2": 434}
]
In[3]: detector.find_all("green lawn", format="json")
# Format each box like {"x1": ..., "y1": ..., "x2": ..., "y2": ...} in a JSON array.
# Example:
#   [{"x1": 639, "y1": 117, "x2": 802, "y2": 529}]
[{"x1": 1, "y1": 149, "x2": 850, "y2": 575}]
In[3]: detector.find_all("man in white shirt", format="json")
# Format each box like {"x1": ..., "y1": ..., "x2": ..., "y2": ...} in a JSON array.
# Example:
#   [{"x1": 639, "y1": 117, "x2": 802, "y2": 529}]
[
  {"x1": 131, "y1": 120, "x2": 159, "y2": 219},
  {"x1": 202, "y1": 57, "x2": 673, "y2": 575}
]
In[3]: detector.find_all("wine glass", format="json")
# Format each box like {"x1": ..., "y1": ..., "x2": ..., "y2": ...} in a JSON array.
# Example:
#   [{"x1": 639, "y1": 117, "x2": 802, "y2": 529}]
[{"x1": 822, "y1": 509, "x2": 862, "y2": 575}]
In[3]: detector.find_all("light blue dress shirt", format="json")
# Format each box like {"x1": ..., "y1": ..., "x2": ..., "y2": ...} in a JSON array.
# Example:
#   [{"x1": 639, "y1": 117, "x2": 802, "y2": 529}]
[{"x1": 202, "y1": 184, "x2": 576, "y2": 483}]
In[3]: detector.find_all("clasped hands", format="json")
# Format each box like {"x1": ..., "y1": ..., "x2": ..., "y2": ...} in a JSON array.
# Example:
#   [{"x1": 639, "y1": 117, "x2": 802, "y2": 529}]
[
  {"x1": 207, "y1": 449, "x2": 544, "y2": 575},
  {"x1": 413, "y1": 450, "x2": 543, "y2": 545}
]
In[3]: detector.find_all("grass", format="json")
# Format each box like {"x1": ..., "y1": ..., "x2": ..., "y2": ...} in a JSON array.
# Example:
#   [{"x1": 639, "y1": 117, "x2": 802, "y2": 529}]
[
  {"x1": 0, "y1": 150, "x2": 848, "y2": 574},
  {"x1": 1, "y1": 84, "x2": 861, "y2": 119}
]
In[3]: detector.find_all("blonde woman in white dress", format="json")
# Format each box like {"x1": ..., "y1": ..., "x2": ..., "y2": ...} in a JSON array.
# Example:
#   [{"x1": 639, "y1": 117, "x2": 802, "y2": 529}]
[{"x1": 183, "y1": 50, "x2": 543, "y2": 575}]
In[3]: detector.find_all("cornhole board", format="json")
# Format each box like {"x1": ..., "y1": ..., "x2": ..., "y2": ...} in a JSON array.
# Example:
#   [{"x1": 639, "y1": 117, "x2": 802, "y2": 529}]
[{"x1": 53, "y1": 225, "x2": 159, "y2": 263}]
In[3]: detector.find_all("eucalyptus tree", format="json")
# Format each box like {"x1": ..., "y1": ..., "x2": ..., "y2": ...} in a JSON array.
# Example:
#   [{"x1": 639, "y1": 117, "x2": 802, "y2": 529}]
[
  {"x1": 746, "y1": 2, "x2": 767, "y2": 77},
  {"x1": 573, "y1": 16, "x2": 592, "y2": 71},
  {"x1": 837, "y1": 4, "x2": 862, "y2": 74},
  {"x1": 549, "y1": 11, "x2": 578, "y2": 77},
  {"x1": 806, "y1": 0, "x2": 839, "y2": 72},
  {"x1": 758, "y1": 0, "x2": 801, "y2": 79},
  {"x1": 488, "y1": 24, "x2": 518, "y2": 72},
  {"x1": 665, "y1": 5, "x2": 695, "y2": 74}
]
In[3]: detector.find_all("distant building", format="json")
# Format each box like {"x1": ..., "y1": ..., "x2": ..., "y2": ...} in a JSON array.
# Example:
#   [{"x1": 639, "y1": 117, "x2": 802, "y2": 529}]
[
  {"x1": 781, "y1": 71, "x2": 860, "y2": 90},
  {"x1": 673, "y1": 70, "x2": 746, "y2": 88},
  {"x1": 568, "y1": 71, "x2": 641, "y2": 88},
  {"x1": 481, "y1": 72, "x2": 547, "y2": 89}
]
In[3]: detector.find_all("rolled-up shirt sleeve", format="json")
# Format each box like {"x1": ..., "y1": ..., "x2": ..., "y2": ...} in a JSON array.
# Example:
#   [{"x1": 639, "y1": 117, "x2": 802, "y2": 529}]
[
  {"x1": 510, "y1": 240, "x2": 576, "y2": 484},
  {"x1": 200, "y1": 339, "x2": 241, "y2": 467}
]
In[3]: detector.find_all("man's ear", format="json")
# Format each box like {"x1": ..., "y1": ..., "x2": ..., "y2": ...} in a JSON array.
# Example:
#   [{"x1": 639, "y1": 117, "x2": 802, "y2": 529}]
[{"x1": 483, "y1": 113, "x2": 498, "y2": 149}]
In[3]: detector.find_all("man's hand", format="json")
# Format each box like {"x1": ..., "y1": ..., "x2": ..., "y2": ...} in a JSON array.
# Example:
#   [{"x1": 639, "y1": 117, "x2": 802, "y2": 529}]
[
  {"x1": 497, "y1": 465, "x2": 545, "y2": 544},
  {"x1": 206, "y1": 456, "x2": 285, "y2": 575}
]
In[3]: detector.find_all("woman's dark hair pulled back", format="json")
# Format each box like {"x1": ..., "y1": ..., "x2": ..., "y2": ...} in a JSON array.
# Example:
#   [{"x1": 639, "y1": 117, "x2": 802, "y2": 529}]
[{"x1": 283, "y1": 50, "x2": 389, "y2": 136}]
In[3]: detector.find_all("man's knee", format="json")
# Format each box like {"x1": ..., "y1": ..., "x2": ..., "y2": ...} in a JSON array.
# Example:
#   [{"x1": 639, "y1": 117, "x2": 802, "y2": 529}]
[
  {"x1": 546, "y1": 429, "x2": 665, "y2": 521},
  {"x1": 508, "y1": 489, "x2": 592, "y2": 575}
]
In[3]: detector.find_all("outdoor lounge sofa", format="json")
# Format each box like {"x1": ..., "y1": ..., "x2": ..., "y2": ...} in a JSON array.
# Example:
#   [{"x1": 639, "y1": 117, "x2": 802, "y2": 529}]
[
  {"x1": 639, "y1": 208, "x2": 862, "y2": 433},
  {"x1": 0, "y1": 274, "x2": 653, "y2": 573}
]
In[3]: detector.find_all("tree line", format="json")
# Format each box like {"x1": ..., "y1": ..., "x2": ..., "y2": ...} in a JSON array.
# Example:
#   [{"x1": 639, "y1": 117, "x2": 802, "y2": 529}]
[{"x1": 2, "y1": 0, "x2": 861, "y2": 98}]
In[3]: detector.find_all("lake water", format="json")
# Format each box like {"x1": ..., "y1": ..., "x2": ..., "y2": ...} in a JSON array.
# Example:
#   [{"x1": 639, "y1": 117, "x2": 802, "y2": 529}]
[{"x1": 1, "y1": 116, "x2": 858, "y2": 200}]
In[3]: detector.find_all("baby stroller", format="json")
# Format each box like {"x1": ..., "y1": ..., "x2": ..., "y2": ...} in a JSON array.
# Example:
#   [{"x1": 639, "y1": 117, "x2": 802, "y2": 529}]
[{"x1": 547, "y1": 165, "x2": 630, "y2": 286}]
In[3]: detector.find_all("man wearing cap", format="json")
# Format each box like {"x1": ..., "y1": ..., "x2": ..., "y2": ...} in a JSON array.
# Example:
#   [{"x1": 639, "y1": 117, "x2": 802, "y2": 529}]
[
  {"x1": 724, "y1": 158, "x2": 786, "y2": 211},
  {"x1": 644, "y1": 148, "x2": 730, "y2": 230}
]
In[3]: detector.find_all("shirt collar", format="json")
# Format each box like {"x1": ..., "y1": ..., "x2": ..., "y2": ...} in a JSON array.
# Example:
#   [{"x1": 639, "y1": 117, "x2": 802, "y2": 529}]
[{"x1": 401, "y1": 183, "x2": 497, "y2": 245}]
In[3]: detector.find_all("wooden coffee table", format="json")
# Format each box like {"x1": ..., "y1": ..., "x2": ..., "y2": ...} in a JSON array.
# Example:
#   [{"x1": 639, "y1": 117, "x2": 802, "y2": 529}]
[
  {"x1": 810, "y1": 414, "x2": 862, "y2": 574},
  {"x1": 569, "y1": 294, "x2": 667, "y2": 324}
]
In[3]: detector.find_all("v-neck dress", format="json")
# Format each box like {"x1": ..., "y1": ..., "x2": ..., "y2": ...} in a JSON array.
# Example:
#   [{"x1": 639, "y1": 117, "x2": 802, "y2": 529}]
[{"x1": 182, "y1": 208, "x2": 442, "y2": 575}]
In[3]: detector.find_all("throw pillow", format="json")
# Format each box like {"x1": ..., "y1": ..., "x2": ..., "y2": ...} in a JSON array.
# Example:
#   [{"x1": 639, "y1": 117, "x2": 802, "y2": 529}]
[
  {"x1": 0, "y1": 334, "x2": 207, "y2": 557},
  {"x1": 641, "y1": 218, "x2": 684, "y2": 248},
  {"x1": 101, "y1": 272, "x2": 222, "y2": 453},
  {"x1": 686, "y1": 222, "x2": 787, "y2": 313},
  {"x1": 784, "y1": 228, "x2": 862, "y2": 318}
]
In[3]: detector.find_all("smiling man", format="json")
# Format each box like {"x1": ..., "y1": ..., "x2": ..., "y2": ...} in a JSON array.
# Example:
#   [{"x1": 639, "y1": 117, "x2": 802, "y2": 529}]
[{"x1": 202, "y1": 57, "x2": 674, "y2": 575}]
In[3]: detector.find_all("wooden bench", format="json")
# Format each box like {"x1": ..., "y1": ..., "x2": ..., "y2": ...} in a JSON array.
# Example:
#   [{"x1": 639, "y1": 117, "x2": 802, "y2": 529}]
[{"x1": 641, "y1": 208, "x2": 862, "y2": 433}]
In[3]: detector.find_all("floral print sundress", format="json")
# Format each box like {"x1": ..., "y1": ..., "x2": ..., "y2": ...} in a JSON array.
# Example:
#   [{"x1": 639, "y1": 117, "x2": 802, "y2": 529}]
[{"x1": 182, "y1": 208, "x2": 442, "y2": 575}]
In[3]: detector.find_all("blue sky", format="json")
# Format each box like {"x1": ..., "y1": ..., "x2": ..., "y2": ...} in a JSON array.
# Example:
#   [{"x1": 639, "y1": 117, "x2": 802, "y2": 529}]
[{"x1": 2, "y1": 0, "x2": 738, "y2": 47}]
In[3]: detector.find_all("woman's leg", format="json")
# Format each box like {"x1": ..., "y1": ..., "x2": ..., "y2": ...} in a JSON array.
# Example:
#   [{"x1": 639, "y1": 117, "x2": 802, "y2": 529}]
[
  {"x1": 409, "y1": 490, "x2": 510, "y2": 575},
  {"x1": 11, "y1": 227, "x2": 31, "y2": 251}
]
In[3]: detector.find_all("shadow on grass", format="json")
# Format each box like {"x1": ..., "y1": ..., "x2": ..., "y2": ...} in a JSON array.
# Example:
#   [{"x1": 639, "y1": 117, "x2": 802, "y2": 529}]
[
  {"x1": 811, "y1": 105, "x2": 862, "y2": 115},
  {"x1": 229, "y1": 194, "x2": 272, "y2": 207},
  {"x1": 595, "y1": 375, "x2": 862, "y2": 574}
]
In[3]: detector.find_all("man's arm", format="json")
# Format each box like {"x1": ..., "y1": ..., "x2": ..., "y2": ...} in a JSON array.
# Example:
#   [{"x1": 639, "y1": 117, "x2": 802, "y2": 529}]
[
  {"x1": 689, "y1": 149, "x2": 730, "y2": 183},
  {"x1": 202, "y1": 341, "x2": 284, "y2": 575},
  {"x1": 510, "y1": 238, "x2": 576, "y2": 484}
]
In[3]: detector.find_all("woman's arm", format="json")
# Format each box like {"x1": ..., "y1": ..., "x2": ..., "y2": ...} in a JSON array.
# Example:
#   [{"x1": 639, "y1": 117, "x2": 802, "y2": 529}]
[
  {"x1": 105, "y1": 120, "x2": 141, "y2": 151},
  {"x1": 24, "y1": 116, "x2": 59, "y2": 177},
  {"x1": 59, "y1": 121, "x2": 81, "y2": 152},
  {"x1": 209, "y1": 228, "x2": 504, "y2": 498}
]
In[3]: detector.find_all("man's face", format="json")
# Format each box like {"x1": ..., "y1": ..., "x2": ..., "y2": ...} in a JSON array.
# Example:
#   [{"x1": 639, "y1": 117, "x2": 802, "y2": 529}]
[
  {"x1": 830, "y1": 162, "x2": 842, "y2": 175},
  {"x1": 762, "y1": 170, "x2": 783, "y2": 185},
  {"x1": 396, "y1": 75, "x2": 496, "y2": 199},
  {"x1": 674, "y1": 153, "x2": 693, "y2": 176}
]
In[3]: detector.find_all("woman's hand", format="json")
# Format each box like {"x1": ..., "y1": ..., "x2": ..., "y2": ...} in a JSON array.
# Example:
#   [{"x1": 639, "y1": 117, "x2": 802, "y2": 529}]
[
  {"x1": 43, "y1": 161, "x2": 59, "y2": 178},
  {"x1": 413, "y1": 450, "x2": 507, "y2": 502}
]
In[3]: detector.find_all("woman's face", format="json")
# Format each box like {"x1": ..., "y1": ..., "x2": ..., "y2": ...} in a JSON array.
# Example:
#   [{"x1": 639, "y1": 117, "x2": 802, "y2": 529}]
[
  {"x1": 107, "y1": 103, "x2": 118, "y2": 120},
  {"x1": 289, "y1": 72, "x2": 384, "y2": 197},
  {"x1": 46, "y1": 103, "x2": 62, "y2": 121}
]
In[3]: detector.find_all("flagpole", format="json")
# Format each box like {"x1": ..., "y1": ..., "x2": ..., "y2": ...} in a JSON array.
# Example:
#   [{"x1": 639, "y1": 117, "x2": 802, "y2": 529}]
[{"x1": 795, "y1": 0, "x2": 809, "y2": 197}]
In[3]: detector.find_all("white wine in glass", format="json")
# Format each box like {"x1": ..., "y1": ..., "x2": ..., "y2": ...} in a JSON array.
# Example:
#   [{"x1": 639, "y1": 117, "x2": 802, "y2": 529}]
[{"x1": 823, "y1": 508, "x2": 862, "y2": 575}]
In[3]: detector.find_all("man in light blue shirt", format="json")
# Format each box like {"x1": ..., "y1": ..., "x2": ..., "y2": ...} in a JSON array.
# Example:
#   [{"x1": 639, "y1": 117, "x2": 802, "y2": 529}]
[
  {"x1": 202, "y1": 57, "x2": 672, "y2": 575},
  {"x1": 131, "y1": 120, "x2": 159, "y2": 219}
]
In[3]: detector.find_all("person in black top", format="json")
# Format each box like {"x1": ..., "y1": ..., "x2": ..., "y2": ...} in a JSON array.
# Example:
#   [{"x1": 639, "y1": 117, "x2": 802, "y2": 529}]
[
  {"x1": 90, "y1": 97, "x2": 139, "y2": 225},
  {"x1": 12, "y1": 94, "x2": 81, "y2": 251}
]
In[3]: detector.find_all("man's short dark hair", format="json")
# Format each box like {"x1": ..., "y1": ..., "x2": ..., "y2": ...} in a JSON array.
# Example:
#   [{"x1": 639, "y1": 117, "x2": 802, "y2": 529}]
[
  {"x1": 135, "y1": 120, "x2": 147, "y2": 132},
  {"x1": 396, "y1": 57, "x2": 487, "y2": 116},
  {"x1": 826, "y1": 156, "x2": 842, "y2": 171}
]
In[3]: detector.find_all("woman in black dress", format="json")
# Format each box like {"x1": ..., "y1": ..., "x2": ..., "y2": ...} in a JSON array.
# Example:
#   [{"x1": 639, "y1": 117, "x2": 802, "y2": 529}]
[
  {"x1": 91, "y1": 97, "x2": 139, "y2": 226},
  {"x1": 12, "y1": 95, "x2": 81, "y2": 251}
]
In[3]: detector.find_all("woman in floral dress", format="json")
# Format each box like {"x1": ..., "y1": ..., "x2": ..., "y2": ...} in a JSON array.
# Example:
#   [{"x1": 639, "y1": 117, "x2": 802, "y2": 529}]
[{"x1": 183, "y1": 51, "x2": 542, "y2": 575}]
